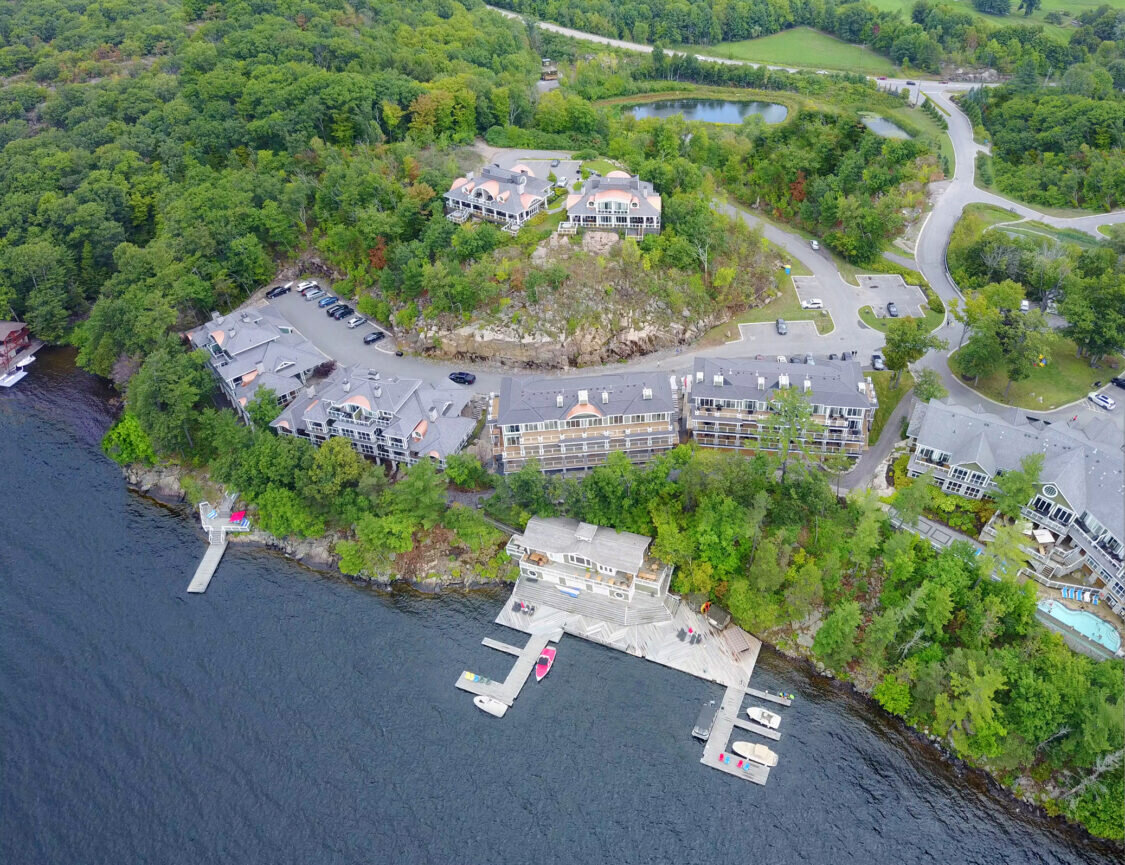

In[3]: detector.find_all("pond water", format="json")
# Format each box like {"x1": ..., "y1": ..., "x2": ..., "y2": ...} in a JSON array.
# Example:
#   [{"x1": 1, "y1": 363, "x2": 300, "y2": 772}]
[
  {"x1": 627, "y1": 98, "x2": 788, "y2": 125},
  {"x1": 860, "y1": 114, "x2": 912, "y2": 139}
]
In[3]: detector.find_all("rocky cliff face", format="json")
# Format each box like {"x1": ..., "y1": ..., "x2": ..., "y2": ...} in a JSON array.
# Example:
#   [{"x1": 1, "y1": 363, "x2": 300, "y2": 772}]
[{"x1": 122, "y1": 463, "x2": 185, "y2": 504}]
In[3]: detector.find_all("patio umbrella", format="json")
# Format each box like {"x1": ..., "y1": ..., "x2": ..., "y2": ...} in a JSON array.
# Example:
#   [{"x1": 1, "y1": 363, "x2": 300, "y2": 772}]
[{"x1": 230, "y1": 510, "x2": 247, "y2": 522}]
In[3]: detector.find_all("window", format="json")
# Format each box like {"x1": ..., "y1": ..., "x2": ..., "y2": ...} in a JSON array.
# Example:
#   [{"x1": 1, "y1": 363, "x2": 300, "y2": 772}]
[
  {"x1": 945, "y1": 481, "x2": 963, "y2": 494},
  {"x1": 597, "y1": 563, "x2": 614, "y2": 575},
  {"x1": 567, "y1": 554, "x2": 591, "y2": 568},
  {"x1": 951, "y1": 467, "x2": 968, "y2": 482}
]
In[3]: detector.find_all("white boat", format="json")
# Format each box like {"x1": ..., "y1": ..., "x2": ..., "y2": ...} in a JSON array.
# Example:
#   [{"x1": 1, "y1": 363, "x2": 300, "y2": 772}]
[
  {"x1": 732, "y1": 741, "x2": 778, "y2": 767},
  {"x1": 473, "y1": 695, "x2": 507, "y2": 718},
  {"x1": 746, "y1": 706, "x2": 782, "y2": 730},
  {"x1": 15, "y1": 355, "x2": 35, "y2": 368}
]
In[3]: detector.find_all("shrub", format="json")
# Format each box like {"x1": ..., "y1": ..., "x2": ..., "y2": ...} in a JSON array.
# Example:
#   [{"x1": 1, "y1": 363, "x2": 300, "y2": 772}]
[{"x1": 101, "y1": 412, "x2": 156, "y2": 466}]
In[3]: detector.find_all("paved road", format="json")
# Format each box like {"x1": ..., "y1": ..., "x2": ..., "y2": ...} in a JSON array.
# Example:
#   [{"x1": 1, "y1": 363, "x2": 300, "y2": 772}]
[{"x1": 266, "y1": 13, "x2": 1125, "y2": 485}]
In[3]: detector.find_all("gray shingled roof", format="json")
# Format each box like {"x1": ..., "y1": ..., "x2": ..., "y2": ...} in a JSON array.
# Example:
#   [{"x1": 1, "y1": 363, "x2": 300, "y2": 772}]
[
  {"x1": 445, "y1": 164, "x2": 551, "y2": 218},
  {"x1": 494, "y1": 372, "x2": 679, "y2": 426},
  {"x1": 690, "y1": 357, "x2": 873, "y2": 410},
  {"x1": 909, "y1": 399, "x2": 1124, "y2": 540},
  {"x1": 566, "y1": 173, "x2": 661, "y2": 220},
  {"x1": 513, "y1": 516, "x2": 653, "y2": 574}
]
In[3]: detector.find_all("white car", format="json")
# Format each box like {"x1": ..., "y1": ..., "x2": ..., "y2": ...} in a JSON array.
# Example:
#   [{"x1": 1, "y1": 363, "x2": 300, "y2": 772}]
[
  {"x1": 1088, "y1": 392, "x2": 1117, "y2": 411},
  {"x1": 810, "y1": 239, "x2": 820, "y2": 250},
  {"x1": 800, "y1": 298, "x2": 824, "y2": 309},
  {"x1": 346, "y1": 316, "x2": 367, "y2": 329}
]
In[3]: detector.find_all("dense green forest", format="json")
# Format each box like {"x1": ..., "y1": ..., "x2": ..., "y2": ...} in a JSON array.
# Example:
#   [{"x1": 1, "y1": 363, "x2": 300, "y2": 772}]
[
  {"x1": 491, "y1": 0, "x2": 1096, "y2": 73},
  {"x1": 961, "y1": 54, "x2": 1125, "y2": 211},
  {"x1": 474, "y1": 447, "x2": 1125, "y2": 839}
]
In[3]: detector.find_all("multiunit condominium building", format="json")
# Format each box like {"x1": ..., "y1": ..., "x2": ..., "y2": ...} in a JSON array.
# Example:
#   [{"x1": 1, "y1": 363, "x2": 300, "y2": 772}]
[
  {"x1": 488, "y1": 372, "x2": 681, "y2": 475},
  {"x1": 506, "y1": 516, "x2": 674, "y2": 603},
  {"x1": 186, "y1": 306, "x2": 330, "y2": 423},
  {"x1": 684, "y1": 357, "x2": 878, "y2": 459},
  {"x1": 906, "y1": 400, "x2": 1124, "y2": 615},
  {"x1": 444, "y1": 163, "x2": 551, "y2": 231},
  {"x1": 272, "y1": 366, "x2": 475, "y2": 468},
  {"x1": 563, "y1": 171, "x2": 661, "y2": 236}
]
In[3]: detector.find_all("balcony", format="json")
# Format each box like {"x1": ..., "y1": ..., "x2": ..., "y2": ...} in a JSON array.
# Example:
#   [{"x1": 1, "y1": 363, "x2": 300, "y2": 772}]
[
  {"x1": 1021, "y1": 506, "x2": 1073, "y2": 537},
  {"x1": 1071, "y1": 522, "x2": 1124, "y2": 578}
]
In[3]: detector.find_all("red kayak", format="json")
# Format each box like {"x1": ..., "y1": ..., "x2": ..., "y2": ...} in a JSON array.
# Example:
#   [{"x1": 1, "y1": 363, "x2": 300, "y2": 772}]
[{"x1": 535, "y1": 647, "x2": 556, "y2": 682}]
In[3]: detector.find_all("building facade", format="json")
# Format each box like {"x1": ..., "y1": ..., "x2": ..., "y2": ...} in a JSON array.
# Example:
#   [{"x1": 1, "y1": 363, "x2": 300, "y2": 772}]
[
  {"x1": 684, "y1": 357, "x2": 877, "y2": 460},
  {"x1": 488, "y1": 372, "x2": 681, "y2": 475},
  {"x1": 906, "y1": 400, "x2": 1125, "y2": 615},
  {"x1": 506, "y1": 517, "x2": 673, "y2": 602},
  {"x1": 187, "y1": 306, "x2": 330, "y2": 423},
  {"x1": 272, "y1": 366, "x2": 475, "y2": 468},
  {"x1": 563, "y1": 171, "x2": 661, "y2": 236},
  {"x1": 0, "y1": 321, "x2": 30, "y2": 370},
  {"x1": 444, "y1": 164, "x2": 551, "y2": 231}
]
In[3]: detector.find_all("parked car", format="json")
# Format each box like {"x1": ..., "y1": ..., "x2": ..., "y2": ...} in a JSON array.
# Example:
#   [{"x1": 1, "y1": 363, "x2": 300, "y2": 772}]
[
  {"x1": 790, "y1": 355, "x2": 803, "y2": 364},
  {"x1": 449, "y1": 371, "x2": 476, "y2": 385},
  {"x1": 828, "y1": 353, "x2": 838, "y2": 360},
  {"x1": 331, "y1": 306, "x2": 354, "y2": 320},
  {"x1": 298, "y1": 281, "x2": 317, "y2": 293},
  {"x1": 754, "y1": 354, "x2": 765, "y2": 360},
  {"x1": 317, "y1": 295, "x2": 339, "y2": 308},
  {"x1": 265, "y1": 282, "x2": 292, "y2": 299},
  {"x1": 363, "y1": 331, "x2": 385, "y2": 345},
  {"x1": 810, "y1": 239, "x2": 820, "y2": 251},
  {"x1": 776, "y1": 355, "x2": 786, "y2": 363},
  {"x1": 800, "y1": 298, "x2": 823, "y2": 310},
  {"x1": 304, "y1": 289, "x2": 324, "y2": 301},
  {"x1": 872, "y1": 353, "x2": 886, "y2": 371},
  {"x1": 776, "y1": 318, "x2": 788, "y2": 335},
  {"x1": 877, "y1": 76, "x2": 887, "y2": 80},
  {"x1": 1019, "y1": 299, "x2": 1030, "y2": 312},
  {"x1": 550, "y1": 158, "x2": 560, "y2": 167},
  {"x1": 905, "y1": 80, "x2": 917, "y2": 85},
  {"x1": 886, "y1": 302, "x2": 899, "y2": 317},
  {"x1": 1111, "y1": 376, "x2": 1125, "y2": 390},
  {"x1": 395, "y1": 350, "x2": 404, "y2": 357},
  {"x1": 346, "y1": 316, "x2": 367, "y2": 329},
  {"x1": 1088, "y1": 392, "x2": 1117, "y2": 411},
  {"x1": 805, "y1": 353, "x2": 815, "y2": 365}
]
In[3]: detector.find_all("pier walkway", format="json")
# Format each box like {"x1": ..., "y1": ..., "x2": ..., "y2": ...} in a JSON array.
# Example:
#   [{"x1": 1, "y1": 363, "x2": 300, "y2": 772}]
[
  {"x1": 455, "y1": 630, "x2": 562, "y2": 706},
  {"x1": 701, "y1": 682, "x2": 770, "y2": 785},
  {"x1": 186, "y1": 495, "x2": 250, "y2": 594}
]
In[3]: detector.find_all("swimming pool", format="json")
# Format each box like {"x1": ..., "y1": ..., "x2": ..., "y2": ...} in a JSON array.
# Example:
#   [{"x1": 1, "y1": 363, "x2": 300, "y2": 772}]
[{"x1": 1037, "y1": 600, "x2": 1122, "y2": 653}]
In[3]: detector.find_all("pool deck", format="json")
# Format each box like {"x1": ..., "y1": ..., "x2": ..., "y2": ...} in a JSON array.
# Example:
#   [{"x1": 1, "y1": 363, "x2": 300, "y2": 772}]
[
  {"x1": 456, "y1": 576, "x2": 793, "y2": 784},
  {"x1": 1035, "y1": 600, "x2": 1122, "y2": 661}
]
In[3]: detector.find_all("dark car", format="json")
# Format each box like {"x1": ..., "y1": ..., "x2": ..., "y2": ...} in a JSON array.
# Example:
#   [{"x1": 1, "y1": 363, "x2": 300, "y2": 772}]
[
  {"x1": 776, "y1": 318, "x2": 788, "y2": 335},
  {"x1": 363, "y1": 331, "x2": 385, "y2": 345},
  {"x1": 331, "y1": 306, "x2": 354, "y2": 320},
  {"x1": 317, "y1": 295, "x2": 339, "y2": 308},
  {"x1": 828, "y1": 353, "x2": 838, "y2": 360},
  {"x1": 265, "y1": 282, "x2": 292, "y2": 299},
  {"x1": 449, "y1": 372, "x2": 476, "y2": 385},
  {"x1": 1111, "y1": 376, "x2": 1125, "y2": 390},
  {"x1": 395, "y1": 350, "x2": 404, "y2": 357},
  {"x1": 886, "y1": 302, "x2": 899, "y2": 318},
  {"x1": 790, "y1": 355, "x2": 803, "y2": 364},
  {"x1": 326, "y1": 303, "x2": 346, "y2": 316}
]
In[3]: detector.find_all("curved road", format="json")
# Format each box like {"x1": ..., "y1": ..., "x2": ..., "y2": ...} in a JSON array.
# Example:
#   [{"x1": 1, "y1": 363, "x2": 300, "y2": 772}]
[{"x1": 274, "y1": 11, "x2": 1125, "y2": 468}]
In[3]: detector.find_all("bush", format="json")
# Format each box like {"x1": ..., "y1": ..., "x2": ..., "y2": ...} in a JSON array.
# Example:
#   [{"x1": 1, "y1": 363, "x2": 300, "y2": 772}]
[
  {"x1": 101, "y1": 412, "x2": 157, "y2": 466},
  {"x1": 977, "y1": 153, "x2": 994, "y2": 187}
]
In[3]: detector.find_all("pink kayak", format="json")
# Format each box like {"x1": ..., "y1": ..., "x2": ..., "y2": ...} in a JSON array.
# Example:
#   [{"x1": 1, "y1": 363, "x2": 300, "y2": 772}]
[{"x1": 535, "y1": 647, "x2": 556, "y2": 682}]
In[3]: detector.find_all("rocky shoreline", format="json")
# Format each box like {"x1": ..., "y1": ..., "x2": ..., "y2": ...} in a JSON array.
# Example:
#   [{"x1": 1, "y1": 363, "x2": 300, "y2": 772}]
[{"x1": 120, "y1": 463, "x2": 512, "y2": 594}]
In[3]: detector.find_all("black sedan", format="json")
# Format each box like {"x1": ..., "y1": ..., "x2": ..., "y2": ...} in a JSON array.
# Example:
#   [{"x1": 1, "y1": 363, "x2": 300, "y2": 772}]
[
  {"x1": 449, "y1": 372, "x2": 476, "y2": 385},
  {"x1": 363, "y1": 331, "x2": 385, "y2": 345},
  {"x1": 1112, "y1": 376, "x2": 1125, "y2": 390},
  {"x1": 326, "y1": 303, "x2": 347, "y2": 316},
  {"x1": 265, "y1": 283, "x2": 292, "y2": 298},
  {"x1": 886, "y1": 302, "x2": 899, "y2": 318},
  {"x1": 331, "y1": 306, "x2": 354, "y2": 320}
]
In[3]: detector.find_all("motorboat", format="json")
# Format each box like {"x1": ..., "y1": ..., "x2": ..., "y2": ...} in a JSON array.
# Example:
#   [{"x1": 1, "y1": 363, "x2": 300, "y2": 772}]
[
  {"x1": 746, "y1": 706, "x2": 782, "y2": 730},
  {"x1": 535, "y1": 646, "x2": 556, "y2": 682},
  {"x1": 693, "y1": 699, "x2": 718, "y2": 741},
  {"x1": 473, "y1": 695, "x2": 507, "y2": 718},
  {"x1": 732, "y1": 741, "x2": 778, "y2": 767}
]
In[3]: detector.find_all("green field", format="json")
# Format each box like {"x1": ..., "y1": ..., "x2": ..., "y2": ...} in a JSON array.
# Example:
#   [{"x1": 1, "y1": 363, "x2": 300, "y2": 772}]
[
  {"x1": 691, "y1": 28, "x2": 899, "y2": 77},
  {"x1": 864, "y1": 0, "x2": 1114, "y2": 41},
  {"x1": 869, "y1": 369, "x2": 915, "y2": 445},
  {"x1": 859, "y1": 304, "x2": 944, "y2": 334}
]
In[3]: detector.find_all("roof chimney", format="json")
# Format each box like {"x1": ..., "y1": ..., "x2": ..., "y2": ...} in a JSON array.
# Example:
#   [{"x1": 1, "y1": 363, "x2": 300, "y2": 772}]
[
  {"x1": 342, "y1": 379, "x2": 351, "y2": 392},
  {"x1": 779, "y1": 374, "x2": 790, "y2": 389},
  {"x1": 466, "y1": 171, "x2": 474, "y2": 180},
  {"x1": 556, "y1": 393, "x2": 564, "y2": 408},
  {"x1": 757, "y1": 376, "x2": 765, "y2": 391},
  {"x1": 712, "y1": 374, "x2": 724, "y2": 387},
  {"x1": 696, "y1": 370, "x2": 704, "y2": 383},
  {"x1": 803, "y1": 378, "x2": 812, "y2": 393},
  {"x1": 577, "y1": 389, "x2": 588, "y2": 404},
  {"x1": 601, "y1": 390, "x2": 609, "y2": 404},
  {"x1": 642, "y1": 387, "x2": 652, "y2": 400},
  {"x1": 428, "y1": 406, "x2": 438, "y2": 421},
  {"x1": 373, "y1": 384, "x2": 382, "y2": 398}
]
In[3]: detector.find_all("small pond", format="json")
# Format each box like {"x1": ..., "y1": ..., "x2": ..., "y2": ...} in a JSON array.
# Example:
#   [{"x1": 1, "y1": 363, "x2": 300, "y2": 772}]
[
  {"x1": 627, "y1": 98, "x2": 788, "y2": 125},
  {"x1": 860, "y1": 113, "x2": 912, "y2": 139}
]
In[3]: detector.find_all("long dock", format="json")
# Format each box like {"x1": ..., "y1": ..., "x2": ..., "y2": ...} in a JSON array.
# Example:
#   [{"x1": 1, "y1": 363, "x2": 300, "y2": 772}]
[
  {"x1": 455, "y1": 631, "x2": 561, "y2": 706},
  {"x1": 187, "y1": 540, "x2": 227, "y2": 593},
  {"x1": 732, "y1": 716, "x2": 782, "y2": 741},
  {"x1": 701, "y1": 683, "x2": 770, "y2": 785},
  {"x1": 747, "y1": 686, "x2": 792, "y2": 707}
]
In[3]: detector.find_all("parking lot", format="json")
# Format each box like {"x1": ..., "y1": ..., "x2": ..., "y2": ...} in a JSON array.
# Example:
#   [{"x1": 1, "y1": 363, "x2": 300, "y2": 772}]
[
  {"x1": 491, "y1": 153, "x2": 580, "y2": 190},
  {"x1": 269, "y1": 282, "x2": 397, "y2": 368},
  {"x1": 855, "y1": 274, "x2": 929, "y2": 320}
]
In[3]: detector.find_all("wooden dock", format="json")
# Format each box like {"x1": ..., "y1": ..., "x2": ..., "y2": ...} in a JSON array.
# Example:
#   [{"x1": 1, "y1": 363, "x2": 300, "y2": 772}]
[
  {"x1": 187, "y1": 540, "x2": 227, "y2": 593},
  {"x1": 732, "y1": 716, "x2": 782, "y2": 741},
  {"x1": 700, "y1": 683, "x2": 770, "y2": 785},
  {"x1": 747, "y1": 686, "x2": 793, "y2": 707},
  {"x1": 455, "y1": 630, "x2": 561, "y2": 706}
]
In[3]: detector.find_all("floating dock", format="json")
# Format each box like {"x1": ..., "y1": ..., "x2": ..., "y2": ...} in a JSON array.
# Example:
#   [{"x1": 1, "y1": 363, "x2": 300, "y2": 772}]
[
  {"x1": 186, "y1": 496, "x2": 250, "y2": 593},
  {"x1": 458, "y1": 576, "x2": 793, "y2": 784}
]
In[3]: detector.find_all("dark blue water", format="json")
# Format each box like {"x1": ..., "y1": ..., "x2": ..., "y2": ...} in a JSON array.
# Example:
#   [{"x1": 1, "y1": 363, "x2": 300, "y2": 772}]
[
  {"x1": 1, "y1": 351, "x2": 1119, "y2": 864},
  {"x1": 628, "y1": 98, "x2": 788, "y2": 124}
]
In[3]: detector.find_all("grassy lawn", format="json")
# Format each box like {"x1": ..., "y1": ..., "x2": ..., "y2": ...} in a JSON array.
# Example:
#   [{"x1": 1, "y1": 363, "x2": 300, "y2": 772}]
[
  {"x1": 864, "y1": 0, "x2": 1107, "y2": 41},
  {"x1": 948, "y1": 338, "x2": 1111, "y2": 410},
  {"x1": 869, "y1": 369, "x2": 915, "y2": 446},
  {"x1": 691, "y1": 27, "x2": 899, "y2": 77},
  {"x1": 860, "y1": 305, "x2": 943, "y2": 334},
  {"x1": 580, "y1": 158, "x2": 617, "y2": 177}
]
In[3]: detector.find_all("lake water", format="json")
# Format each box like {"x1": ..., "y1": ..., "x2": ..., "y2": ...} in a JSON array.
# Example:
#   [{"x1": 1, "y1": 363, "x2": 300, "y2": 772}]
[
  {"x1": 0, "y1": 351, "x2": 1119, "y2": 864},
  {"x1": 861, "y1": 114, "x2": 912, "y2": 139},
  {"x1": 628, "y1": 98, "x2": 788, "y2": 124}
]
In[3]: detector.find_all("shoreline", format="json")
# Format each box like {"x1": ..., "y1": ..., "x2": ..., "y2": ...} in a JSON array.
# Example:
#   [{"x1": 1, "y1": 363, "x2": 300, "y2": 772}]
[{"x1": 121, "y1": 461, "x2": 1120, "y2": 851}]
